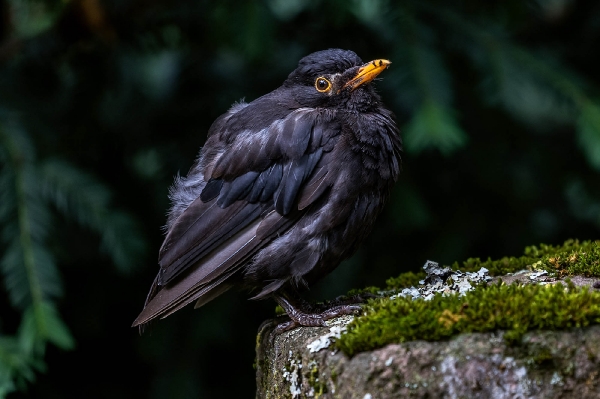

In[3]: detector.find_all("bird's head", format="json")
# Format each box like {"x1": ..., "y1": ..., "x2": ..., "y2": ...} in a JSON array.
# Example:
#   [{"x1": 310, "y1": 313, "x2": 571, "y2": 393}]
[{"x1": 283, "y1": 49, "x2": 391, "y2": 111}]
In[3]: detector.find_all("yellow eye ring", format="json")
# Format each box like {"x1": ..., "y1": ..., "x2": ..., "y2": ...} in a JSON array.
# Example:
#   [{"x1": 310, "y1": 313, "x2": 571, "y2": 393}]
[{"x1": 315, "y1": 77, "x2": 332, "y2": 93}]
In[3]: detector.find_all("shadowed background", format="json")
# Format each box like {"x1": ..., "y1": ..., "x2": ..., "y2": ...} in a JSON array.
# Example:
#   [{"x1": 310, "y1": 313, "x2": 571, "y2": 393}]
[{"x1": 0, "y1": 0, "x2": 599, "y2": 397}]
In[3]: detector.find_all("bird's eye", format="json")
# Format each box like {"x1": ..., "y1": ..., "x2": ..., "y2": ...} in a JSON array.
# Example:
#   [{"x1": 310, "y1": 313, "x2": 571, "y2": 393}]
[{"x1": 314, "y1": 77, "x2": 332, "y2": 93}]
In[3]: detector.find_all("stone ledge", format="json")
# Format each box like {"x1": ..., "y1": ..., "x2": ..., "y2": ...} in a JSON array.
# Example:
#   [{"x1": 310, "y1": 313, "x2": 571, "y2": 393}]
[{"x1": 256, "y1": 319, "x2": 600, "y2": 399}]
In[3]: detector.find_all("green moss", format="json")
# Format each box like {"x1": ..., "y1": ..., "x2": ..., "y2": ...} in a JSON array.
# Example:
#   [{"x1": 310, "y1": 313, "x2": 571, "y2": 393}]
[
  {"x1": 372, "y1": 239, "x2": 600, "y2": 296},
  {"x1": 453, "y1": 255, "x2": 530, "y2": 276},
  {"x1": 540, "y1": 242, "x2": 600, "y2": 277},
  {"x1": 453, "y1": 239, "x2": 600, "y2": 276},
  {"x1": 330, "y1": 369, "x2": 338, "y2": 384},
  {"x1": 306, "y1": 361, "x2": 327, "y2": 397},
  {"x1": 336, "y1": 281, "x2": 600, "y2": 356}
]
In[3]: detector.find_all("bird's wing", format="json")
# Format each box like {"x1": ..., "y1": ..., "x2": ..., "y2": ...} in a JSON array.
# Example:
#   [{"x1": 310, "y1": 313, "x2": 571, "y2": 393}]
[{"x1": 132, "y1": 108, "x2": 340, "y2": 327}]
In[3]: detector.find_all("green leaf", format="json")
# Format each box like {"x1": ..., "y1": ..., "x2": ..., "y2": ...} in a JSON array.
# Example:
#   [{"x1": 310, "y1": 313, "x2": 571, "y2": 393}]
[
  {"x1": 1, "y1": 239, "x2": 31, "y2": 309},
  {"x1": 349, "y1": 0, "x2": 387, "y2": 25},
  {"x1": 18, "y1": 303, "x2": 74, "y2": 357},
  {"x1": 564, "y1": 180, "x2": 600, "y2": 228},
  {"x1": 98, "y1": 210, "x2": 146, "y2": 273},
  {"x1": 404, "y1": 102, "x2": 468, "y2": 155},
  {"x1": 390, "y1": 20, "x2": 454, "y2": 113},
  {"x1": 40, "y1": 159, "x2": 146, "y2": 273},
  {"x1": 0, "y1": 216, "x2": 61, "y2": 310},
  {"x1": 0, "y1": 115, "x2": 72, "y2": 394},
  {"x1": 577, "y1": 102, "x2": 600, "y2": 170},
  {"x1": 36, "y1": 303, "x2": 75, "y2": 351},
  {"x1": 467, "y1": 41, "x2": 575, "y2": 127},
  {"x1": 267, "y1": 0, "x2": 308, "y2": 20},
  {"x1": 0, "y1": 336, "x2": 36, "y2": 396},
  {"x1": 8, "y1": 0, "x2": 65, "y2": 39},
  {"x1": 0, "y1": 127, "x2": 60, "y2": 310},
  {"x1": 17, "y1": 307, "x2": 40, "y2": 357},
  {"x1": 39, "y1": 159, "x2": 112, "y2": 227}
]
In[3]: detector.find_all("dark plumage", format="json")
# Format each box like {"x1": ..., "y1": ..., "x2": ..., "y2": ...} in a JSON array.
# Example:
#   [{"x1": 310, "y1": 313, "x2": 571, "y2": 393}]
[{"x1": 132, "y1": 49, "x2": 402, "y2": 330}]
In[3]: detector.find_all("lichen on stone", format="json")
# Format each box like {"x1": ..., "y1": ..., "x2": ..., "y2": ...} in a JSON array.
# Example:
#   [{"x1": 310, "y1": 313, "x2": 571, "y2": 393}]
[
  {"x1": 389, "y1": 260, "x2": 492, "y2": 301},
  {"x1": 307, "y1": 317, "x2": 352, "y2": 353},
  {"x1": 282, "y1": 350, "x2": 303, "y2": 398}
]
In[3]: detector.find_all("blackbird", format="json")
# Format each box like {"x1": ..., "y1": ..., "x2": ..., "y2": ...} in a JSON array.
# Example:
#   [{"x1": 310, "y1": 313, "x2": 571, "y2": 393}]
[{"x1": 132, "y1": 49, "x2": 402, "y2": 331}]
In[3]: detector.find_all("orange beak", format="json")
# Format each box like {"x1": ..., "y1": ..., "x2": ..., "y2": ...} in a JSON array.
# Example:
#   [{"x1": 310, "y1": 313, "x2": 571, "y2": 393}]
[{"x1": 341, "y1": 59, "x2": 391, "y2": 92}]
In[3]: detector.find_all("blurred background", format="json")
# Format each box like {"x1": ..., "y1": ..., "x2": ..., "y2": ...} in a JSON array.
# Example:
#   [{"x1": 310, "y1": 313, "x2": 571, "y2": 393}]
[{"x1": 0, "y1": 0, "x2": 599, "y2": 397}]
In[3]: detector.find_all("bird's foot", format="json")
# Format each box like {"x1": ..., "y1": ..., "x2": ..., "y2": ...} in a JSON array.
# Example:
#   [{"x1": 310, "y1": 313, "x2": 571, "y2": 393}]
[{"x1": 273, "y1": 294, "x2": 362, "y2": 334}]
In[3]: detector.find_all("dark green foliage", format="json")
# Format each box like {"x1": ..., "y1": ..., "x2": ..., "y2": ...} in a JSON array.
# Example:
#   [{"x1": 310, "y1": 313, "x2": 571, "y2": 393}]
[
  {"x1": 40, "y1": 160, "x2": 145, "y2": 273},
  {"x1": 0, "y1": 113, "x2": 145, "y2": 395},
  {"x1": 336, "y1": 281, "x2": 600, "y2": 357}
]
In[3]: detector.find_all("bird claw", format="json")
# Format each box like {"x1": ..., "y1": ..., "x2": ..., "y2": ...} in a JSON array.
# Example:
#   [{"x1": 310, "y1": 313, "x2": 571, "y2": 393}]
[
  {"x1": 272, "y1": 295, "x2": 363, "y2": 335},
  {"x1": 272, "y1": 320, "x2": 299, "y2": 335},
  {"x1": 319, "y1": 304, "x2": 362, "y2": 320}
]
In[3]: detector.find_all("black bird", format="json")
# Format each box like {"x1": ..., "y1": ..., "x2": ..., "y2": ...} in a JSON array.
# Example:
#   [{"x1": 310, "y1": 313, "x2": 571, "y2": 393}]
[{"x1": 132, "y1": 49, "x2": 402, "y2": 331}]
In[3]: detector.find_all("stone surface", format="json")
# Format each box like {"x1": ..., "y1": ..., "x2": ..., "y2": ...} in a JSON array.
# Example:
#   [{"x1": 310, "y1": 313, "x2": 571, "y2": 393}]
[
  {"x1": 256, "y1": 319, "x2": 600, "y2": 399},
  {"x1": 255, "y1": 262, "x2": 600, "y2": 398}
]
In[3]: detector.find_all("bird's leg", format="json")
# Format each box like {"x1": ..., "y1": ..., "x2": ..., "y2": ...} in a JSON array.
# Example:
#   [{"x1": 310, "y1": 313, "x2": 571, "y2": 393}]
[{"x1": 272, "y1": 293, "x2": 362, "y2": 334}]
